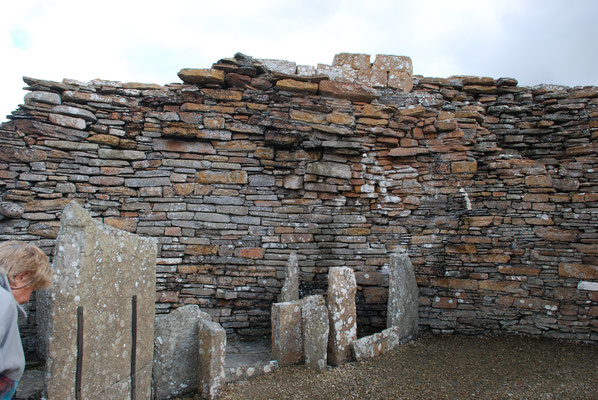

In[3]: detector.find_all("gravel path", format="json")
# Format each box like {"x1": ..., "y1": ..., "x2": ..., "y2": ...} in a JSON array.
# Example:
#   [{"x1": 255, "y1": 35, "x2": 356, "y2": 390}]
[{"x1": 184, "y1": 333, "x2": 598, "y2": 400}]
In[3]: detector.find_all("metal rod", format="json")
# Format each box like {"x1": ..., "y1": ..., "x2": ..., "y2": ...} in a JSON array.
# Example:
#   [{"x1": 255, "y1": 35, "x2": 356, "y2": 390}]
[
  {"x1": 76, "y1": 306, "x2": 84, "y2": 400},
  {"x1": 131, "y1": 295, "x2": 137, "y2": 400}
]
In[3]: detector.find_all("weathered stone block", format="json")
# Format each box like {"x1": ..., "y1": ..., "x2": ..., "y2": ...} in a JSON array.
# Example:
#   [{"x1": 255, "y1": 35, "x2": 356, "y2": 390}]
[
  {"x1": 327, "y1": 267, "x2": 357, "y2": 366},
  {"x1": 372, "y1": 54, "x2": 412, "y2": 74},
  {"x1": 306, "y1": 161, "x2": 352, "y2": 179},
  {"x1": 357, "y1": 69, "x2": 387, "y2": 88},
  {"x1": 49, "y1": 114, "x2": 86, "y2": 130},
  {"x1": 301, "y1": 295, "x2": 328, "y2": 371},
  {"x1": 40, "y1": 202, "x2": 157, "y2": 400},
  {"x1": 387, "y1": 253, "x2": 418, "y2": 341},
  {"x1": 51, "y1": 105, "x2": 97, "y2": 122},
  {"x1": 271, "y1": 301, "x2": 303, "y2": 367},
  {"x1": 177, "y1": 69, "x2": 225, "y2": 85},
  {"x1": 350, "y1": 326, "x2": 402, "y2": 361},
  {"x1": 258, "y1": 59, "x2": 297, "y2": 75},
  {"x1": 279, "y1": 252, "x2": 299, "y2": 302},
  {"x1": 388, "y1": 70, "x2": 413, "y2": 92},
  {"x1": 196, "y1": 170, "x2": 248, "y2": 184},
  {"x1": 154, "y1": 305, "x2": 212, "y2": 400},
  {"x1": 332, "y1": 53, "x2": 371, "y2": 70},
  {"x1": 198, "y1": 319, "x2": 226, "y2": 400},
  {"x1": 276, "y1": 79, "x2": 318, "y2": 94},
  {"x1": 24, "y1": 91, "x2": 61, "y2": 105},
  {"x1": 319, "y1": 80, "x2": 379, "y2": 103},
  {"x1": 316, "y1": 64, "x2": 358, "y2": 82}
]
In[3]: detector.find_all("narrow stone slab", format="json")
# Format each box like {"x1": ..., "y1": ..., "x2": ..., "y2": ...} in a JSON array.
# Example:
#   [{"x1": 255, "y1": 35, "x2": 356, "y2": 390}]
[
  {"x1": 279, "y1": 252, "x2": 299, "y2": 302},
  {"x1": 178, "y1": 68, "x2": 225, "y2": 85},
  {"x1": 198, "y1": 319, "x2": 226, "y2": 400},
  {"x1": 40, "y1": 201, "x2": 157, "y2": 400},
  {"x1": 327, "y1": 267, "x2": 357, "y2": 366},
  {"x1": 154, "y1": 305, "x2": 212, "y2": 400},
  {"x1": 271, "y1": 301, "x2": 303, "y2": 367},
  {"x1": 301, "y1": 295, "x2": 329, "y2": 371},
  {"x1": 319, "y1": 80, "x2": 379, "y2": 103},
  {"x1": 350, "y1": 326, "x2": 402, "y2": 361},
  {"x1": 387, "y1": 253, "x2": 419, "y2": 340}
]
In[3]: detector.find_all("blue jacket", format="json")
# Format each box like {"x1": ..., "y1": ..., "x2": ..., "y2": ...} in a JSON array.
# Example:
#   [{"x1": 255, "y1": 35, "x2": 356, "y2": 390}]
[{"x1": 0, "y1": 274, "x2": 25, "y2": 399}]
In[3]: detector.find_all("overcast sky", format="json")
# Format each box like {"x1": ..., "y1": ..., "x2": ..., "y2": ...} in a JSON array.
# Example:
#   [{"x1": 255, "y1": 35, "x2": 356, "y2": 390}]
[{"x1": 2, "y1": 0, "x2": 597, "y2": 122}]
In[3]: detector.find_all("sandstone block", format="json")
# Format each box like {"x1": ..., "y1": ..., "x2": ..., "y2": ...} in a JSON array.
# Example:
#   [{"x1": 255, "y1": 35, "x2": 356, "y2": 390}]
[
  {"x1": 301, "y1": 297, "x2": 329, "y2": 371},
  {"x1": 24, "y1": 91, "x2": 61, "y2": 105},
  {"x1": 558, "y1": 263, "x2": 598, "y2": 280},
  {"x1": 316, "y1": 64, "x2": 358, "y2": 82},
  {"x1": 154, "y1": 305, "x2": 212, "y2": 400},
  {"x1": 333, "y1": 53, "x2": 371, "y2": 70},
  {"x1": 198, "y1": 319, "x2": 226, "y2": 400},
  {"x1": 372, "y1": 55, "x2": 412, "y2": 74},
  {"x1": 290, "y1": 109, "x2": 326, "y2": 123},
  {"x1": 40, "y1": 202, "x2": 157, "y2": 400},
  {"x1": 319, "y1": 80, "x2": 379, "y2": 103},
  {"x1": 306, "y1": 161, "x2": 352, "y2": 179},
  {"x1": 350, "y1": 326, "x2": 402, "y2": 361},
  {"x1": 178, "y1": 68, "x2": 225, "y2": 85},
  {"x1": 51, "y1": 105, "x2": 97, "y2": 122},
  {"x1": 271, "y1": 301, "x2": 303, "y2": 367},
  {"x1": 388, "y1": 70, "x2": 413, "y2": 92},
  {"x1": 387, "y1": 253, "x2": 418, "y2": 341},
  {"x1": 196, "y1": 170, "x2": 248, "y2": 184},
  {"x1": 49, "y1": 113, "x2": 86, "y2": 130},
  {"x1": 326, "y1": 112, "x2": 355, "y2": 125},
  {"x1": 279, "y1": 252, "x2": 299, "y2": 302},
  {"x1": 327, "y1": 267, "x2": 357, "y2": 366},
  {"x1": 451, "y1": 160, "x2": 477, "y2": 174},
  {"x1": 276, "y1": 79, "x2": 318, "y2": 94},
  {"x1": 258, "y1": 59, "x2": 297, "y2": 75}
]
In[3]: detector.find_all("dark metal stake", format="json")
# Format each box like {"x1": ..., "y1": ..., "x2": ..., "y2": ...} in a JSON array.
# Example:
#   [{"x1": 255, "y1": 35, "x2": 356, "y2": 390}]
[
  {"x1": 131, "y1": 295, "x2": 137, "y2": 400},
  {"x1": 76, "y1": 306, "x2": 84, "y2": 400}
]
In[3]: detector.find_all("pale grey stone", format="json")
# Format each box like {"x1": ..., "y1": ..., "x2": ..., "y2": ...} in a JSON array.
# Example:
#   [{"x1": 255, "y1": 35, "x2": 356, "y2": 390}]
[
  {"x1": 306, "y1": 161, "x2": 352, "y2": 179},
  {"x1": 301, "y1": 296, "x2": 328, "y2": 371},
  {"x1": 296, "y1": 65, "x2": 316, "y2": 76},
  {"x1": 24, "y1": 91, "x2": 61, "y2": 105},
  {"x1": 125, "y1": 177, "x2": 171, "y2": 187},
  {"x1": 249, "y1": 174, "x2": 276, "y2": 187},
  {"x1": 198, "y1": 319, "x2": 226, "y2": 400},
  {"x1": 49, "y1": 114, "x2": 86, "y2": 130},
  {"x1": 154, "y1": 305, "x2": 212, "y2": 400},
  {"x1": 327, "y1": 267, "x2": 357, "y2": 366},
  {"x1": 387, "y1": 253, "x2": 419, "y2": 341},
  {"x1": 578, "y1": 281, "x2": 598, "y2": 291},
  {"x1": 0, "y1": 202, "x2": 24, "y2": 218},
  {"x1": 271, "y1": 301, "x2": 303, "y2": 367},
  {"x1": 279, "y1": 252, "x2": 299, "y2": 302},
  {"x1": 98, "y1": 149, "x2": 146, "y2": 160},
  {"x1": 283, "y1": 175, "x2": 303, "y2": 189},
  {"x1": 258, "y1": 59, "x2": 297, "y2": 75},
  {"x1": 162, "y1": 159, "x2": 211, "y2": 169},
  {"x1": 332, "y1": 215, "x2": 367, "y2": 224},
  {"x1": 350, "y1": 326, "x2": 402, "y2": 361},
  {"x1": 51, "y1": 105, "x2": 97, "y2": 122},
  {"x1": 40, "y1": 201, "x2": 157, "y2": 400}
]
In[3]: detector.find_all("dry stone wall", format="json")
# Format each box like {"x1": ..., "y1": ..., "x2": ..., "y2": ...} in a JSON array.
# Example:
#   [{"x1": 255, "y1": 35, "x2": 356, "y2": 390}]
[{"x1": 0, "y1": 52, "x2": 597, "y2": 349}]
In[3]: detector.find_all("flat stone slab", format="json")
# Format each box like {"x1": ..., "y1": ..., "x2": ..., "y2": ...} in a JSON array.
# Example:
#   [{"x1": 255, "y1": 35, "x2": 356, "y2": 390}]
[
  {"x1": 302, "y1": 296, "x2": 329, "y2": 371},
  {"x1": 271, "y1": 301, "x2": 303, "y2": 367},
  {"x1": 387, "y1": 253, "x2": 419, "y2": 340},
  {"x1": 350, "y1": 326, "x2": 405, "y2": 361},
  {"x1": 154, "y1": 305, "x2": 212, "y2": 400},
  {"x1": 327, "y1": 267, "x2": 357, "y2": 366},
  {"x1": 198, "y1": 319, "x2": 226, "y2": 400},
  {"x1": 279, "y1": 252, "x2": 299, "y2": 302},
  {"x1": 40, "y1": 201, "x2": 157, "y2": 400}
]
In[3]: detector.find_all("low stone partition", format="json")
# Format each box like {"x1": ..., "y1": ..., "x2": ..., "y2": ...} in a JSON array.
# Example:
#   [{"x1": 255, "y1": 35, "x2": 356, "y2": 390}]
[
  {"x1": 271, "y1": 301, "x2": 303, "y2": 367},
  {"x1": 327, "y1": 267, "x2": 357, "y2": 366},
  {"x1": 198, "y1": 319, "x2": 226, "y2": 400},
  {"x1": 301, "y1": 295, "x2": 329, "y2": 370}
]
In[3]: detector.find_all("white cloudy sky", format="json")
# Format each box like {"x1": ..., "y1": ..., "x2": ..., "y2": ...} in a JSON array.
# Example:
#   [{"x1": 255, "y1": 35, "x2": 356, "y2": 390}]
[{"x1": 1, "y1": 0, "x2": 597, "y2": 122}]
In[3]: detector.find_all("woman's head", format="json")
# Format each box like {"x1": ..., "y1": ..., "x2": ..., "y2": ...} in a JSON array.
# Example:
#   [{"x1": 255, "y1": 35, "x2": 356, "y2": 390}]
[{"x1": 0, "y1": 241, "x2": 52, "y2": 304}]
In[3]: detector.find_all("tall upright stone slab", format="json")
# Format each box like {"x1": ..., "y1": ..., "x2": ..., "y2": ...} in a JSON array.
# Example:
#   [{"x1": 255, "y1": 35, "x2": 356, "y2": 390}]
[
  {"x1": 154, "y1": 305, "x2": 212, "y2": 400},
  {"x1": 327, "y1": 267, "x2": 357, "y2": 366},
  {"x1": 301, "y1": 295, "x2": 329, "y2": 371},
  {"x1": 41, "y1": 201, "x2": 157, "y2": 400},
  {"x1": 387, "y1": 253, "x2": 419, "y2": 339},
  {"x1": 271, "y1": 301, "x2": 303, "y2": 367},
  {"x1": 198, "y1": 319, "x2": 226, "y2": 400},
  {"x1": 279, "y1": 252, "x2": 299, "y2": 302}
]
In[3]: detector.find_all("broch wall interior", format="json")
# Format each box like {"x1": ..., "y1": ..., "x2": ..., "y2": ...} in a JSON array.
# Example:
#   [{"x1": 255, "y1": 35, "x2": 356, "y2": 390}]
[{"x1": 0, "y1": 52, "x2": 596, "y2": 356}]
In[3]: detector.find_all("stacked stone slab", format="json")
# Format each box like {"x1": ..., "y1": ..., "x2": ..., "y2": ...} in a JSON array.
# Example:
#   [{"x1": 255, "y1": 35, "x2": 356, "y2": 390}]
[
  {"x1": 40, "y1": 201, "x2": 157, "y2": 400},
  {"x1": 327, "y1": 267, "x2": 357, "y2": 366},
  {"x1": 387, "y1": 253, "x2": 419, "y2": 338},
  {"x1": 153, "y1": 305, "x2": 212, "y2": 399},
  {"x1": 1, "y1": 51, "x2": 597, "y2": 352}
]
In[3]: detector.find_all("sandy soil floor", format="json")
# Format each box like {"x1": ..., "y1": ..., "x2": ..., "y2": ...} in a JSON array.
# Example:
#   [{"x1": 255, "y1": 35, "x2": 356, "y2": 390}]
[{"x1": 182, "y1": 333, "x2": 598, "y2": 400}]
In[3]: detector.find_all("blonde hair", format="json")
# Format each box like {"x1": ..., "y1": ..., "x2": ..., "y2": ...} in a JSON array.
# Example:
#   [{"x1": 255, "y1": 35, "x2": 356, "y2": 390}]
[{"x1": 0, "y1": 241, "x2": 52, "y2": 290}]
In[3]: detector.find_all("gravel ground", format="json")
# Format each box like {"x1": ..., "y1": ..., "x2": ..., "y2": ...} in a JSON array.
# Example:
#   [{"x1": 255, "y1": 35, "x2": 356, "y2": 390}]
[{"x1": 182, "y1": 333, "x2": 598, "y2": 400}]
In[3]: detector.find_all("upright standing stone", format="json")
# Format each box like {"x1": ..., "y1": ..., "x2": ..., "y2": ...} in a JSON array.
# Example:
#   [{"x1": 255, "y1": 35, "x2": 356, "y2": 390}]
[
  {"x1": 198, "y1": 319, "x2": 226, "y2": 400},
  {"x1": 41, "y1": 201, "x2": 157, "y2": 400},
  {"x1": 279, "y1": 252, "x2": 299, "y2": 302},
  {"x1": 301, "y1": 295, "x2": 329, "y2": 371},
  {"x1": 154, "y1": 305, "x2": 212, "y2": 400},
  {"x1": 387, "y1": 253, "x2": 419, "y2": 339},
  {"x1": 327, "y1": 267, "x2": 357, "y2": 366},
  {"x1": 271, "y1": 301, "x2": 303, "y2": 367}
]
